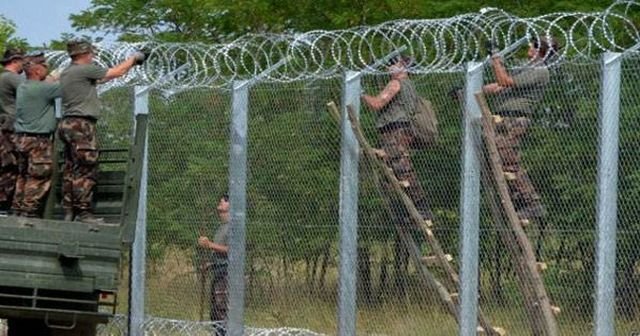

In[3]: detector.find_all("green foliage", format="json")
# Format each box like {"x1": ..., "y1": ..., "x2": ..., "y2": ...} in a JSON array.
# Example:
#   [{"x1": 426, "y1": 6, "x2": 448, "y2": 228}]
[
  {"x1": 0, "y1": 15, "x2": 27, "y2": 53},
  {"x1": 69, "y1": 0, "x2": 616, "y2": 43}
]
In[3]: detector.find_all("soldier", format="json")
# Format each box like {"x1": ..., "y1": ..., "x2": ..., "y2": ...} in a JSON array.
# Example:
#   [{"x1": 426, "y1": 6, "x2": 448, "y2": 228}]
[
  {"x1": 482, "y1": 37, "x2": 560, "y2": 222},
  {"x1": 0, "y1": 48, "x2": 25, "y2": 213},
  {"x1": 197, "y1": 193, "x2": 230, "y2": 336},
  {"x1": 12, "y1": 54, "x2": 60, "y2": 217},
  {"x1": 59, "y1": 40, "x2": 147, "y2": 223},
  {"x1": 361, "y1": 55, "x2": 433, "y2": 222}
]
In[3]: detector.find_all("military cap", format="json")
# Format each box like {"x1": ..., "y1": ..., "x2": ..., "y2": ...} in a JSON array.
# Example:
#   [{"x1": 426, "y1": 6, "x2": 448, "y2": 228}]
[
  {"x1": 67, "y1": 40, "x2": 96, "y2": 57},
  {"x1": 1, "y1": 48, "x2": 25, "y2": 65}
]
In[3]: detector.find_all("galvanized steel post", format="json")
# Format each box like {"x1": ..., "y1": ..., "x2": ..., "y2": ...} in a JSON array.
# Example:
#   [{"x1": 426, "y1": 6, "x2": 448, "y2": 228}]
[
  {"x1": 227, "y1": 80, "x2": 250, "y2": 336},
  {"x1": 129, "y1": 86, "x2": 149, "y2": 336},
  {"x1": 594, "y1": 52, "x2": 622, "y2": 336},
  {"x1": 459, "y1": 62, "x2": 483, "y2": 336},
  {"x1": 337, "y1": 70, "x2": 361, "y2": 336}
]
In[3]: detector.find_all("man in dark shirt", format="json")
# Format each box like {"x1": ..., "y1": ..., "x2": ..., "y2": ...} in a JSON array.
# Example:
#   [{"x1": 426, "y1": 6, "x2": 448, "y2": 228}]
[
  {"x1": 12, "y1": 54, "x2": 61, "y2": 217},
  {"x1": 59, "y1": 40, "x2": 146, "y2": 223},
  {"x1": 198, "y1": 194, "x2": 230, "y2": 336},
  {"x1": 0, "y1": 48, "x2": 25, "y2": 212}
]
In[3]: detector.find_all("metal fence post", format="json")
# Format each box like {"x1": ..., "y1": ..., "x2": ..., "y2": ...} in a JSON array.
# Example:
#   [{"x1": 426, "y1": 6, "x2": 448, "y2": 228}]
[
  {"x1": 459, "y1": 62, "x2": 483, "y2": 336},
  {"x1": 594, "y1": 52, "x2": 622, "y2": 336},
  {"x1": 129, "y1": 86, "x2": 149, "y2": 336},
  {"x1": 337, "y1": 71, "x2": 361, "y2": 336},
  {"x1": 227, "y1": 80, "x2": 250, "y2": 336}
]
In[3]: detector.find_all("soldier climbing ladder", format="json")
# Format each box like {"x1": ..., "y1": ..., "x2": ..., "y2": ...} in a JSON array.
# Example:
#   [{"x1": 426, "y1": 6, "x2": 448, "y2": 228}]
[
  {"x1": 327, "y1": 101, "x2": 506, "y2": 336},
  {"x1": 474, "y1": 92, "x2": 560, "y2": 336}
]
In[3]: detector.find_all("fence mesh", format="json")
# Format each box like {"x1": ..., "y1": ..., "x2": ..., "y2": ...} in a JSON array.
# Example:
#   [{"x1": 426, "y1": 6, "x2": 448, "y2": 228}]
[
  {"x1": 477, "y1": 58, "x2": 602, "y2": 335},
  {"x1": 103, "y1": 57, "x2": 640, "y2": 336},
  {"x1": 18, "y1": 3, "x2": 639, "y2": 335},
  {"x1": 145, "y1": 88, "x2": 231, "y2": 320}
]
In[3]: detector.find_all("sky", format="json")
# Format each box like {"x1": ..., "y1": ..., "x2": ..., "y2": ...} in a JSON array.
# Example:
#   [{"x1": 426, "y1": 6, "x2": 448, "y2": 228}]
[{"x1": 0, "y1": 0, "x2": 106, "y2": 46}]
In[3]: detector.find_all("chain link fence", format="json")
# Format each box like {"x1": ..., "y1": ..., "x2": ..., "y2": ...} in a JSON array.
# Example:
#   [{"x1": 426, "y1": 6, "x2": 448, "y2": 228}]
[
  {"x1": 28, "y1": 2, "x2": 640, "y2": 335},
  {"x1": 119, "y1": 56, "x2": 638, "y2": 336}
]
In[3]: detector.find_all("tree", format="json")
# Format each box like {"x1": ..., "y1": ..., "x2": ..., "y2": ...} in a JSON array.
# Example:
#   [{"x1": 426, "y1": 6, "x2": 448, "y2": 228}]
[
  {"x1": 69, "y1": 0, "x2": 615, "y2": 43},
  {"x1": 0, "y1": 15, "x2": 27, "y2": 53}
]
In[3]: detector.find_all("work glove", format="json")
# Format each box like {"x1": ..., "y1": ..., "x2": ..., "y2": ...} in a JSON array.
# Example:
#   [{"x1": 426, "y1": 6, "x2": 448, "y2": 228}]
[
  {"x1": 133, "y1": 49, "x2": 151, "y2": 65},
  {"x1": 484, "y1": 40, "x2": 499, "y2": 56}
]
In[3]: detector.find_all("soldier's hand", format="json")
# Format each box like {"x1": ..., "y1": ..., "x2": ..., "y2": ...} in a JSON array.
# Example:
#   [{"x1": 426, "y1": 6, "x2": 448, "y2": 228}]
[
  {"x1": 133, "y1": 49, "x2": 149, "y2": 65},
  {"x1": 485, "y1": 40, "x2": 502, "y2": 58},
  {"x1": 448, "y1": 85, "x2": 463, "y2": 101},
  {"x1": 198, "y1": 236, "x2": 211, "y2": 248}
]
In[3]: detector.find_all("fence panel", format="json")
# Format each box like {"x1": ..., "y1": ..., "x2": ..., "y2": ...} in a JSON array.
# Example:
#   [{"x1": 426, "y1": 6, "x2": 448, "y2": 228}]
[
  {"x1": 244, "y1": 80, "x2": 343, "y2": 334},
  {"x1": 144, "y1": 88, "x2": 232, "y2": 320},
  {"x1": 353, "y1": 71, "x2": 465, "y2": 336},
  {"x1": 476, "y1": 57, "x2": 603, "y2": 335}
]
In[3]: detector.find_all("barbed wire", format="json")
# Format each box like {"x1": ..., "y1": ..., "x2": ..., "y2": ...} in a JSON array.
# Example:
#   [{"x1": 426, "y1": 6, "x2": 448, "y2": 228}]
[
  {"x1": 40, "y1": 0, "x2": 639, "y2": 93},
  {"x1": 94, "y1": 315, "x2": 326, "y2": 336}
]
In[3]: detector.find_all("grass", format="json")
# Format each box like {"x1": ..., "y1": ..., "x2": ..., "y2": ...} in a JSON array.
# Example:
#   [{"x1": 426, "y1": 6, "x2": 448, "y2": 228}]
[{"x1": 114, "y1": 248, "x2": 640, "y2": 335}]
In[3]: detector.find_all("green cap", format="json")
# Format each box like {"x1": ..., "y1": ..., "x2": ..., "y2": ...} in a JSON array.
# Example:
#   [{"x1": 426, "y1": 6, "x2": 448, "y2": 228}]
[
  {"x1": 1, "y1": 48, "x2": 25, "y2": 65},
  {"x1": 67, "y1": 40, "x2": 96, "y2": 57}
]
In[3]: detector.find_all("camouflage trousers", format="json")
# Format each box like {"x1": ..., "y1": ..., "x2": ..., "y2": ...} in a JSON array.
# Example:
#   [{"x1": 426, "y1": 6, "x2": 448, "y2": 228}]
[
  {"x1": 379, "y1": 125, "x2": 433, "y2": 220},
  {"x1": 210, "y1": 269, "x2": 228, "y2": 335},
  {"x1": 494, "y1": 117, "x2": 544, "y2": 217},
  {"x1": 12, "y1": 134, "x2": 53, "y2": 216},
  {"x1": 58, "y1": 117, "x2": 99, "y2": 212},
  {"x1": 0, "y1": 130, "x2": 17, "y2": 205}
]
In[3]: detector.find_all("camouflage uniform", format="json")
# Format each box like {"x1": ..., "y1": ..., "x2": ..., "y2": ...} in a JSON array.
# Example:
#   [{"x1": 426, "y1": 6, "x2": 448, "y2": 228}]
[
  {"x1": 59, "y1": 57, "x2": 108, "y2": 219},
  {"x1": 494, "y1": 117, "x2": 544, "y2": 217},
  {"x1": 209, "y1": 221, "x2": 229, "y2": 335},
  {"x1": 0, "y1": 131, "x2": 17, "y2": 205},
  {"x1": 0, "y1": 69, "x2": 23, "y2": 207},
  {"x1": 57, "y1": 117, "x2": 99, "y2": 212},
  {"x1": 13, "y1": 72, "x2": 61, "y2": 216},
  {"x1": 377, "y1": 79, "x2": 432, "y2": 221},
  {"x1": 13, "y1": 135, "x2": 53, "y2": 215},
  {"x1": 492, "y1": 62, "x2": 550, "y2": 219}
]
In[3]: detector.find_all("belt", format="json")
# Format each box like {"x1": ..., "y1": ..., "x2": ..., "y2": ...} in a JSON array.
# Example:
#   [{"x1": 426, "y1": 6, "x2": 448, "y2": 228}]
[
  {"x1": 379, "y1": 121, "x2": 411, "y2": 133},
  {"x1": 15, "y1": 132, "x2": 52, "y2": 139},
  {"x1": 63, "y1": 115, "x2": 97, "y2": 123},
  {"x1": 496, "y1": 110, "x2": 530, "y2": 118}
]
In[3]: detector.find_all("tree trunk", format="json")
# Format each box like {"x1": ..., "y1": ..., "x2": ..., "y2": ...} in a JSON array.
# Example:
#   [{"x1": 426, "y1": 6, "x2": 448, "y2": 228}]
[
  {"x1": 394, "y1": 235, "x2": 408, "y2": 300},
  {"x1": 491, "y1": 234, "x2": 505, "y2": 305},
  {"x1": 318, "y1": 246, "x2": 330, "y2": 293},
  {"x1": 358, "y1": 245, "x2": 374, "y2": 305}
]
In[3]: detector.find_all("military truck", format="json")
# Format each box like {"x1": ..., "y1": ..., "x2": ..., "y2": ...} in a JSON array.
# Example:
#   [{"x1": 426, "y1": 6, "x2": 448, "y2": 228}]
[{"x1": 0, "y1": 112, "x2": 148, "y2": 335}]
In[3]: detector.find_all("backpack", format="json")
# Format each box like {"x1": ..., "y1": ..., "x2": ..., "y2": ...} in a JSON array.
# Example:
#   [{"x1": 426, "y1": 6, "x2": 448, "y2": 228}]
[{"x1": 408, "y1": 95, "x2": 439, "y2": 149}]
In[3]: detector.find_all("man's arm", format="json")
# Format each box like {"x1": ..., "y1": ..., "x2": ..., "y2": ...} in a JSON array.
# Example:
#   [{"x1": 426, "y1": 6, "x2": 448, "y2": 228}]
[
  {"x1": 490, "y1": 55, "x2": 515, "y2": 87},
  {"x1": 361, "y1": 79, "x2": 401, "y2": 111},
  {"x1": 46, "y1": 82, "x2": 62, "y2": 100},
  {"x1": 482, "y1": 82, "x2": 505, "y2": 95},
  {"x1": 101, "y1": 56, "x2": 138, "y2": 82},
  {"x1": 198, "y1": 236, "x2": 229, "y2": 254}
]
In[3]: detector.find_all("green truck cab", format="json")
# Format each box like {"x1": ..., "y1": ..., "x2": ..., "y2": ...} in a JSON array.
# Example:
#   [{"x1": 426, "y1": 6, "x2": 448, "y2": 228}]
[{"x1": 0, "y1": 113, "x2": 148, "y2": 335}]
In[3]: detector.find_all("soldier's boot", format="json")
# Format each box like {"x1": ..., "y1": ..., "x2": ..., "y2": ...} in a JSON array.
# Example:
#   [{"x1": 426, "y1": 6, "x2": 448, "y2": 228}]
[
  {"x1": 64, "y1": 209, "x2": 74, "y2": 221},
  {"x1": 76, "y1": 211, "x2": 104, "y2": 225}
]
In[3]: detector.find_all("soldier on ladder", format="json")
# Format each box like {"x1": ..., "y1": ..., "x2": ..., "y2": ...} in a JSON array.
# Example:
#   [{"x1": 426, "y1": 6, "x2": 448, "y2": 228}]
[
  {"x1": 482, "y1": 37, "x2": 560, "y2": 224},
  {"x1": 361, "y1": 55, "x2": 433, "y2": 222}
]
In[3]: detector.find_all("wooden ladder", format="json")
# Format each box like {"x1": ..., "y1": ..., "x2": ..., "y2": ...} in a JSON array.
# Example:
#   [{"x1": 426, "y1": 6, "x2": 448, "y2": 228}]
[
  {"x1": 327, "y1": 101, "x2": 505, "y2": 336},
  {"x1": 474, "y1": 93, "x2": 559, "y2": 336}
]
